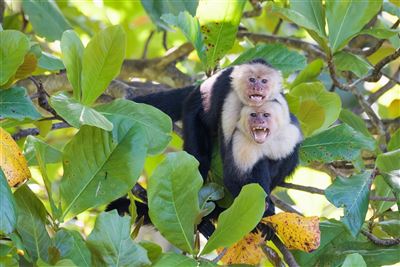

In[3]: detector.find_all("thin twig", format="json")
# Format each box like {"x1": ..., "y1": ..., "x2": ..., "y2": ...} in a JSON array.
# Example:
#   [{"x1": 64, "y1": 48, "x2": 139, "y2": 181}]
[
  {"x1": 212, "y1": 248, "x2": 228, "y2": 263},
  {"x1": 361, "y1": 229, "x2": 400, "y2": 246},
  {"x1": 260, "y1": 243, "x2": 285, "y2": 267},
  {"x1": 243, "y1": 0, "x2": 263, "y2": 18},
  {"x1": 12, "y1": 122, "x2": 69, "y2": 140},
  {"x1": 368, "y1": 78, "x2": 397, "y2": 104},
  {"x1": 273, "y1": 19, "x2": 283, "y2": 35},
  {"x1": 271, "y1": 195, "x2": 303, "y2": 215},
  {"x1": 162, "y1": 30, "x2": 168, "y2": 51},
  {"x1": 271, "y1": 235, "x2": 299, "y2": 267},
  {"x1": 365, "y1": 48, "x2": 400, "y2": 83},
  {"x1": 141, "y1": 30, "x2": 155, "y2": 59}
]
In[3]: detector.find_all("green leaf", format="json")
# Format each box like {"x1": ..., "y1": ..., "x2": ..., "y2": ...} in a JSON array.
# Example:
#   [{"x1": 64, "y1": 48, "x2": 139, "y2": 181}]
[
  {"x1": 198, "y1": 183, "x2": 224, "y2": 217},
  {"x1": 21, "y1": 0, "x2": 71, "y2": 41},
  {"x1": 152, "y1": 252, "x2": 198, "y2": 267},
  {"x1": 37, "y1": 259, "x2": 77, "y2": 266},
  {"x1": 196, "y1": 0, "x2": 246, "y2": 70},
  {"x1": 0, "y1": 30, "x2": 30, "y2": 86},
  {"x1": 290, "y1": 59, "x2": 324, "y2": 89},
  {"x1": 54, "y1": 229, "x2": 92, "y2": 267},
  {"x1": 339, "y1": 109, "x2": 372, "y2": 138},
  {"x1": 300, "y1": 124, "x2": 375, "y2": 164},
  {"x1": 341, "y1": 253, "x2": 367, "y2": 267},
  {"x1": 0, "y1": 86, "x2": 41, "y2": 120},
  {"x1": 50, "y1": 92, "x2": 113, "y2": 131},
  {"x1": 388, "y1": 129, "x2": 400, "y2": 151},
  {"x1": 81, "y1": 25, "x2": 126, "y2": 105},
  {"x1": 372, "y1": 175, "x2": 396, "y2": 214},
  {"x1": 360, "y1": 28, "x2": 400, "y2": 39},
  {"x1": 325, "y1": 171, "x2": 371, "y2": 236},
  {"x1": 37, "y1": 52, "x2": 65, "y2": 72},
  {"x1": 14, "y1": 185, "x2": 51, "y2": 262},
  {"x1": 96, "y1": 98, "x2": 172, "y2": 155},
  {"x1": 379, "y1": 220, "x2": 400, "y2": 238},
  {"x1": 376, "y1": 149, "x2": 400, "y2": 173},
  {"x1": 232, "y1": 44, "x2": 307, "y2": 76},
  {"x1": 23, "y1": 136, "x2": 62, "y2": 166},
  {"x1": 61, "y1": 30, "x2": 84, "y2": 100},
  {"x1": 138, "y1": 241, "x2": 162, "y2": 263},
  {"x1": 148, "y1": 152, "x2": 203, "y2": 254},
  {"x1": 0, "y1": 169, "x2": 17, "y2": 235},
  {"x1": 142, "y1": 0, "x2": 198, "y2": 30},
  {"x1": 290, "y1": 0, "x2": 326, "y2": 37},
  {"x1": 288, "y1": 82, "x2": 341, "y2": 136},
  {"x1": 161, "y1": 12, "x2": 206, "y2": 67},
  {"x1": 60, "y1": 122, "x2": 148, "y2": 219},
  {"x1": 383, "y1": 2, "x2": 400, "y2": 17},
  {"x1": 201, "y1": 184, "x2": 266, "y2": 255},
  {"x1": 326, "y1": 0, "x2": 382, "y2": 52},
  {"x1": 334, "y1": 51, "x2": 372, "y2": 77},
  {"x1": 87, "y1": 211, "x2": 150, "y2": 267}
]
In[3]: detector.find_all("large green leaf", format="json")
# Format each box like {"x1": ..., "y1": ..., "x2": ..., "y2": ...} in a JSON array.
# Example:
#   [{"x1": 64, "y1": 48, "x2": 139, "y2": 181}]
[
  {"x1": 290, "y1": 0, "x2": 326, "y2": 37},
  {"x1": 141, "y1": 0, "x2": 198, "y2": 30},
  {"x1": 54, "y1": 229, "x2": 92, "y2": 267},
  {"x1": 96, "y1": 98, "x2": 172, "y2": 155},
  {"x1": 23, "y1": 136, "x2": 62, "y2": 166},
  {"x1": 0, "y1": 30, "x2": 29, "y2": 86},
  {"x1": 232, "y1": 44, "x2": 307, "y2": 76},
  {"x1": 50, "y1": 92, "x2": 113, "y2": 131},
  {"x1": 290, "y1": 59, "x2": 324, "y2": 89},
  {"x1": 326, "y1": 0, "x2": 382, "y2": 52},
  {"x1": 196, "y1": 0, "x2": 246, "y2": 70},
  {"x1": 0, "y1": 86, "x2": 41, "y2": 120},
  {"x1": 360, "y1": 28, "x2": 400, "y2": 39},
  {"x1": 339, "y1": 109, "x2": 372, "y2": 138},
  {"x1": 60, "y1": 121, "x2": 148, "y2": 219},
  {"x1": 325, "y1": 171, "x2": 371, "y2": 236},
  {"x1": 388, "y1": 129, "x2": 400, "y2": 151},
  {"x1": 342, "y1": 253, "x2": 367, "y2": 267},
  {"x1": 288, "y1": 82, "x2": 341, "y2": 136},
  {"x1": 148, "y1": 152, "x2": 203, "y2": 254},
  {"x1": 81, "y1": 25, "x2": 126, "y2": 105},
  {"x1": 371, "y1": 175, "x2": 395, "y2": 215},
  {"x1": 21, "y1": 0, "x2": 71, "y2": 41},
  {"x1": 376, "y1": 149, "x2": 400, "y2": 173},
  {"x1": 61, "y1": 30, "x2": 84, "y2": 100},
  {"x1": 87, "y1": 211, "x2": 150, "y2": 267},
  {"x1": 152, "y1": 252, "x2": 198, "y2": 267},
  {"x1": 0, "y1": 169, "x2": 17, "y2": 235},
  {"x1": 14, "y1": 185, "x2": 51, "y2": 262},
  {"x1": 334, "y1": 51, "x2": 372, "y2": 77},
  {"x1": 300, "y1": 124, "x2": 376, "y2": 164},
  {"x1": 201, "y1": 184, "x2": 266, "y2": 255},
  {"x1": 138, "y1": 241, "x2": 162, "y2": 263},
  {"x1": 161, "y1": 12, "x2": 206, "y2": 67}
]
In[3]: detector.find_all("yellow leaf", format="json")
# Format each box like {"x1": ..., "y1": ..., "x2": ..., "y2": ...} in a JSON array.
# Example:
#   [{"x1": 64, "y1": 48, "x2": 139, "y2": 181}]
[
  {"x1": 0, "y1": 127, "x2": 31, "y2": 186},
  {"x1": 1, "y1": 53, "x2": 37, "y2": 89},
  {"x1": 217, "y1": 232, "x2": 266, "y2": 265},
  {"x1": 263, "y1": 212, "x2": 320, "y2": 252}
]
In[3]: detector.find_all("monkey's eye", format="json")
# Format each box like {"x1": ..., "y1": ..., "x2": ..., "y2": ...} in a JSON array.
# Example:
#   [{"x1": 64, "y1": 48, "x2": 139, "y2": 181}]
[
  {"x1": 261, "y1": 79, "x2": 268, "y2": 84},
  {"x1": 250, "y1": 113, "x2": 257, "y2": 117},
  {"x1": 249, "y1": 77, "x2": 256, "y2": 83},
  {"x1": 263, "y1": 113, "x2": 270, "y2": 118}
]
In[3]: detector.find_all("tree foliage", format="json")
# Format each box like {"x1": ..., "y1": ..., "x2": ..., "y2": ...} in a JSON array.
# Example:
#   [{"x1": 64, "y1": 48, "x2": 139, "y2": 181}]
[{"x1": 0, "y1": 0, "x2": 399, "y2": 266}]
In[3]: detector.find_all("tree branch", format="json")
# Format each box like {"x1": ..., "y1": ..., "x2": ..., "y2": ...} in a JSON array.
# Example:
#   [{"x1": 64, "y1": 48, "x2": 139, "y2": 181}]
[
  {"x1": 237, "y1": 31, "x2": 326, "y2": 59},
  {"x1": 243, "y1": 0, "x2": 263, "y2": 18},
  {"x1": 361, "y1": 229, "x2": 400, "y2": 246},
  {"x1": 260, "y1": 243, "x2": 285, "y2": 267},
  {"x1": 212, "y1": 248, "x2": 228, "y2": 263},
  {"x1": 271, "y1": 195, "x2": 303, "y2": 215},
  {"x1": 141, "y1": 30, "x2": 155, "y2": 59},
  {"x1": 12, "y1": 122, "x2": 69, "y2": 141},
  {"x1": 271, "y1": 236, "x2": 299, "y2": 267}
]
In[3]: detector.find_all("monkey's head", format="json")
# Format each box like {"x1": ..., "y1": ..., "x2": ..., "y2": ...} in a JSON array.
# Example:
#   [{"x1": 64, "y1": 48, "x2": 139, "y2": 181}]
[
  {"x1": 238, "y1": 95, "x2": 290, "y2": 144},
  {"x1": 231, "y1": 61, "x2": 283, "y2": 107}
]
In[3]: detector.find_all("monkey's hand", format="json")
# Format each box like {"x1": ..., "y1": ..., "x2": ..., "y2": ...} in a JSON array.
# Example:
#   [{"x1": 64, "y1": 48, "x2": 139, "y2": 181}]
[{"x1": 256, "y1": 222, "x2": 275, "y2": 240}]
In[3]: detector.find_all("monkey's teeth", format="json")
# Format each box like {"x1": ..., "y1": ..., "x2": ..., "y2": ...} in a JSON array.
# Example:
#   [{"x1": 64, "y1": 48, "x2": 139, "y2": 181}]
[{"x1": 249, "y1": 95, "x2": 264, "y2": 101}]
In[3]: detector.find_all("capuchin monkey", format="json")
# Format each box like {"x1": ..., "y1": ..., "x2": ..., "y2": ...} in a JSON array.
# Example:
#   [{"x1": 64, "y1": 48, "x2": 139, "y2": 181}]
[{"x1": 198, "y1": 94, "x2": 303, "y2": 238}]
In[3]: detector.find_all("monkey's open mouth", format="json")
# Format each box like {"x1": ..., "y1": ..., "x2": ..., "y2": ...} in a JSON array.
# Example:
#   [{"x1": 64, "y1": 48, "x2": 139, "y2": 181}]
[
  {"x1": 251, "y1": 127, "x2": 270, "y2": 143},
  {"x1": 249, "y1": 94, "x2": 265, "y2": 102}
]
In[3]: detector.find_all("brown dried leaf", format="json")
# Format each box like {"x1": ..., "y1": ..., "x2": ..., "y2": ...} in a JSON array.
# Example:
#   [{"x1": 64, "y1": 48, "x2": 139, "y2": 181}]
[
  {"x1": 0, "y1": 127, "x2": 31, "y2": 186},
  {"x1": 217, "y1": 232, "x2": 266, "y2": 265},
  {"x1": 263, "y1": 212, "x2": 320, "y2": 252}
]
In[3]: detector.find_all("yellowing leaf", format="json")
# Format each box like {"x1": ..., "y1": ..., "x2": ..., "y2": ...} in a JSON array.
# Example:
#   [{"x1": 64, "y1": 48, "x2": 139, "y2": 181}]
[
  {"x1": 0, "y1": 127, "x2": 31, "y2": 186},
  {"x1": 2, "y1": 53, "x2": 38, "y2": 88},
  {"x1": 263, "y1": 212, "x2": 320, "y2": 252},
  {"x1": 217, "y1": 232, "x2": 266, "y2": 265}
]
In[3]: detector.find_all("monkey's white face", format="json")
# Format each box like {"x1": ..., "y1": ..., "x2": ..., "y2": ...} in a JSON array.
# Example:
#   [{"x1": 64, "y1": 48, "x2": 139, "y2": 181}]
[
  {"x1": 231, "y1": 63, "x2": 283, "y2": 107},
  {"x1": 238, "y1": 101, "x2": 284, "y2": 144}
]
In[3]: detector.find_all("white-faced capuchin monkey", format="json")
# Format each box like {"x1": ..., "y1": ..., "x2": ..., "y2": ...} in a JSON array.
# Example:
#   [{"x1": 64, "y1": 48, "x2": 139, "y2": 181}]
[{"x1": 198, "y1": 93, "x2": 303, "y2": 238}]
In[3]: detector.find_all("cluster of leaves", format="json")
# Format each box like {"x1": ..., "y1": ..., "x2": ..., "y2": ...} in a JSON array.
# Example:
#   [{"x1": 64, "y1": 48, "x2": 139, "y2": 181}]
[{"x1": 1, "y1": 0, "x2": 399, "y2": 266}]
